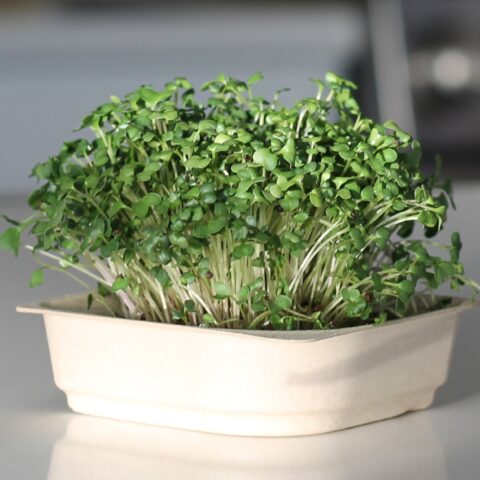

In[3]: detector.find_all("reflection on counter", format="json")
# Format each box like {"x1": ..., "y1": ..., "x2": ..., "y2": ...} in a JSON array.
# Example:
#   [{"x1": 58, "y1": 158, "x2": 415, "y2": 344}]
[{"x1": 48, "y1": 412, "x2": 447, "y2": 480}]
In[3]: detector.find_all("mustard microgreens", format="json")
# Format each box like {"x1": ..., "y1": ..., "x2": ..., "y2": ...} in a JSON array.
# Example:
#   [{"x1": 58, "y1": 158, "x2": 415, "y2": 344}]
[{"x1": 1, "y1": 72, "x2": 478, "y2": 329}]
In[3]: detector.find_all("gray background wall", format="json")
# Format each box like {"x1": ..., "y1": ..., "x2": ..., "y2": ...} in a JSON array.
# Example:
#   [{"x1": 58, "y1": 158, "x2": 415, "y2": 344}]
[{"x1": 0, "y1": 5, "x2": 364, "y2": 195}]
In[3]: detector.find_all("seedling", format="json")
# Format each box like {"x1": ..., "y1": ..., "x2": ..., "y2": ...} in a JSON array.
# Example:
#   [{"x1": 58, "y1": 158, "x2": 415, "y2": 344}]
[{"x1": 1, "y1": 72, "x2": 478, "y2": 329}]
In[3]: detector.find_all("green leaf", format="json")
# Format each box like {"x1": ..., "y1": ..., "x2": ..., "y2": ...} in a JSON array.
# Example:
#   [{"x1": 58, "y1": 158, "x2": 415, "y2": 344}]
[
  {"x1": 185, "y1": 156, "x2": 211, "y2": 169},
  {"x1": 0, "y1": 227, "x2": 21, "y2": 256},
  {"x1": 333, "y1": 177, "x2": 350, "y2": 190},
  {"x1": 361, "y1": 186, "x2": 374, "y2": 202},
  {"x1": 119, "y1": 164, "x2": 135, "y2": 183},
  {"x1": 419, "y1": 210, "x2": 437, "y2": 228},
  {"x1": 399, "y1": 280, "x2": 415, "y2": 296},
  {"x1": 184, "y1": 300, "x2": 196, "y2": 312},
  {"x1": 169, "y1": 233, "x2": 188, "y2": 249},
  {"x1": 198, "y1": 119, "x2": 216, "y2": 132},
  {"x1": 271, "y1": 295, "x2": 292, "y2": 313},
  {"x1": 85, "y1": 174, "x2": 99, "y2": 189},
  {"x1": 279, "y1": 197, "x2": 300, "y2": 210},
  {"x1": 435, "y1": 261, "x2": 456, "y2": 282},
  {"x1": 382, "y1": 148, "x2": 398, "y2": 163},
  {"x1": 124, "y1": 249, "x2": 135, "y2": 265},
  {"x1": 193, "y1": 223, "x2": 209, "y2": 238},
  {"x1": 374, "y1": 227, "x2": 390, "y2": 249},
  {"x1": 368, "y1": 128, "x2": 383, "y2": 147},
  {"x1": 269, "y1": 184, "x2": 283, "y2": 198},
  {"x1": 232, "y1": 243, "x2": 255, "y2": 259},
  {"x1": 238, "y1": 286, "x2": 250, "y2": 303},
  {"x1": 252, "y1": 301, "x2": 267, "y2": 313},
  {"x1": 207, "y1": 216, "x2": 227, "y2": 234},
  {"x1": 133, "y1": 193, "x2": 163, "y2": 218},
  {"x1": 451, "y1": 231, "x2": 462, "y2": 248},
  {"x1": 85, "y1": 217, "x2": 105, "y2": 243},
  {"x1": 247, "y1": 72, "x2": 264, "y2": 86},
  {"x1": 32, "y1": 161, "x2": 53, "y2": 180},
  {"x1": 101, "y1": 239, "x2": 119, "y2": 258},
  {"x1": 111, "y1": 277, "x2": 129, "y2": 292},
  {"x1": 108, "y1": 201, "x2": 126, "y2": 217},
  {"x1": 349, "y1": 227, "x2": 365, "y2": 249},
  {"x1": 137, "y1": 162, "x2": 161, "y2": 182},
  {"x1": 87, "y1": 293, "x2": 94, "y2": 309},
  {"x1": 337, "y1": 189, "x2": 351, "y2": 200},
  {"x1": 155, "y1": 150, "x2": 173, "y2": 162},
  {"x1": 201, "y1": 192, "x2": 217, "y2": 204},
  {"x1": 141, "y1": 88, "x2": 172, "y2": 108},
  {"x1": 202, "y1": 313, "x2": 216, "y2": 326},
  {"x1": 293, "y1": 212, "x2": 309, "y2": 223},
  {"x1": 214, "y1": 282, "x2": 230, "y2": 300},
  {"x1": 214, "y1": 133, "x2": 231, "y2": 144},
  {"x1": 93, "y1": 149, "x2": 109, "y2": 167},
  {"x1": 368, "y1": 154, "x2": 384, "y2": 172},
  {"x1": 341, "y1": 287, "x2": 368, "y2": 317},
  {"x1": 415, "y1": 186, "x2": 427, "y2": 203},
  {"x1": 253, "y1": 148, "x2": 278, "y2": 171},
  {"x1": 374, "y1": 312, "x2": 387, "y2": 325},
  {"x1": 280, "y1": 139, "x2": 296, "y2": 163},
  {"x1": 29, "y1": 268, "x2": 44, "y2": 288},
  {"x1": 309, "y1": 190, "x2": 322, "y2": 207},
  {"x1": 181, "y1": 272, "x2": 196, "y2": 285}
]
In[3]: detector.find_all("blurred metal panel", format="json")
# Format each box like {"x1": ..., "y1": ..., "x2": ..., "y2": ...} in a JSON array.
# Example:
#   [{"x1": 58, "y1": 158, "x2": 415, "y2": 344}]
[{"x1": 367, "y1": 0, "x2": 416, "y2": 134}]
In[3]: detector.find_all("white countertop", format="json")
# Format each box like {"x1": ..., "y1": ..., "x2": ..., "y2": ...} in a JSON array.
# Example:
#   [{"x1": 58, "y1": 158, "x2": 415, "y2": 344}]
[{"x1": 1, "y1": 190, "x2": 480, "y2": 479}]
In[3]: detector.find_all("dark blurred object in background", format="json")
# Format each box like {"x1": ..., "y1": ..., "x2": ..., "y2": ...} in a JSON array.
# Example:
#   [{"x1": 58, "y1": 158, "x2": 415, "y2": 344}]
[
  {"x1": 405, "y1": 0, "x2": 480, "y2": 178},
  {"x1": 356, "y1": 0, "x2": 480, "y2": 179}
]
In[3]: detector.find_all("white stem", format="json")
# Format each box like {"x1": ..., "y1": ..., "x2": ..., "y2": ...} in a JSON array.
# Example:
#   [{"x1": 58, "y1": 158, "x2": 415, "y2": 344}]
[{"x1": 25, "y1": 245, "x2": 107, "y2": 285}]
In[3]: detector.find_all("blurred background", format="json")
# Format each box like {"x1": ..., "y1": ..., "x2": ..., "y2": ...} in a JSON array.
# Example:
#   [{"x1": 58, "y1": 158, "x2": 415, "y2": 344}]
[{"x1": 1, "y1": 0, "x2": 480, "y2": 195}]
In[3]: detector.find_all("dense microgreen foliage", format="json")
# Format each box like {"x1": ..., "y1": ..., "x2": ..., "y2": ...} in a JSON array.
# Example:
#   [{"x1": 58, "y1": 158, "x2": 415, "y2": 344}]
[{"x1": 1, "y1": 72, "x2": 478, "y2": 329}]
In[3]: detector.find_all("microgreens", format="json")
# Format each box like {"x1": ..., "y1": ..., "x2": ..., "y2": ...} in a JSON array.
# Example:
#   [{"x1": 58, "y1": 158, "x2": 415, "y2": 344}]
[{"x1": 1, "y1": 72, "x2": 478, "y2": 329}]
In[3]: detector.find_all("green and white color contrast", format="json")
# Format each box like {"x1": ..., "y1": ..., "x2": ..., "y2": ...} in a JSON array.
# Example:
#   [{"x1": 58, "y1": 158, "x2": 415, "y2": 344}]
[{"x1": 1, "y1": 72, "x2": 478, "y2": 329}]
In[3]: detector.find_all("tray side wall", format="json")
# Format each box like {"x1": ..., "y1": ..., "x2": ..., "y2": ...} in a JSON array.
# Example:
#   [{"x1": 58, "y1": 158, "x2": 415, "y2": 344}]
[{"x1": 41, "y1": 307, "x2": 460, "y2": 436}]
